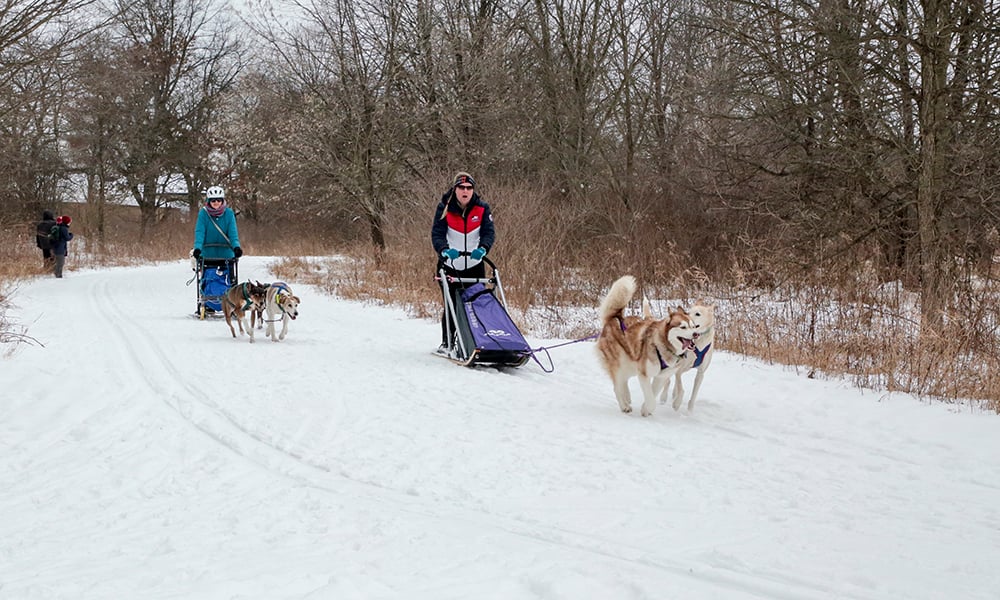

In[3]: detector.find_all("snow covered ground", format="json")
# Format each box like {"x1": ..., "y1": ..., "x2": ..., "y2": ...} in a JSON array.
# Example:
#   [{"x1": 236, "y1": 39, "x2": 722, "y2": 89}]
[{"x1": 1, "y1": 257, "x2": 998, "y2": 600}]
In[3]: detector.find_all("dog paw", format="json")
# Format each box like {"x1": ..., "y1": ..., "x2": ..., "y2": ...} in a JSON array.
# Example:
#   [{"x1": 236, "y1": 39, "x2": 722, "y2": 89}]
[{"x1": 672, "y1": 397, "x2": 682, "y2": 411}]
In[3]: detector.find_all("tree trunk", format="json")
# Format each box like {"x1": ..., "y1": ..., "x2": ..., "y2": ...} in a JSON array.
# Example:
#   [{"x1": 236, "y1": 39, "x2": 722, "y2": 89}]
[
  {"x1": 916, "y1": 0, "x2": 953, "y2": 335},
  {"x1": 137, "y1": 178, "x2": 158, "y2": 239}
]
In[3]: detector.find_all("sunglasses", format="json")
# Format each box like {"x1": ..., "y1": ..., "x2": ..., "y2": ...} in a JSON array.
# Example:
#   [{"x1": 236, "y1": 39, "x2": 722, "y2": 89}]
[
  {"x1": 456, "y1": 185, "x2": 474, "y2": 191},
  {"x1": 208, "y1": 198, "x2": 223, "y2": 203}
]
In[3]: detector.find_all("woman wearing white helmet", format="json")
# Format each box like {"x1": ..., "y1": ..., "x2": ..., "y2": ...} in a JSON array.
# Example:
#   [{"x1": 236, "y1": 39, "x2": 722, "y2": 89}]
[{"x1": 192, "y1": 185, "x2": 242, "y2": 261}]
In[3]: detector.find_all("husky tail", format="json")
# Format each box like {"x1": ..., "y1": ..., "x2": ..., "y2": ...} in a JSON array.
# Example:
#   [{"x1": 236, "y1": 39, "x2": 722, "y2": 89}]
[{"x1": 599, "y1": 275, "x2": 637, "y2": 325}]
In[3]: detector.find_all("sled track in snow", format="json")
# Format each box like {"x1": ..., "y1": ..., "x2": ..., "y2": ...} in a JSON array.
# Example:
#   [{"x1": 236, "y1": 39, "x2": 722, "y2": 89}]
[
  {"x1": 85, "y1": 273, "x2": 883, "y2": 600},
  {"x1": 87, "y1": 276, "x2": 342, "y2": 484}
]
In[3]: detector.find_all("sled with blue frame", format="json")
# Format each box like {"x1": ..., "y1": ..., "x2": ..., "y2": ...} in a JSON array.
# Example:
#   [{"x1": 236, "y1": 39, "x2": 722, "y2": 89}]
[
  {"x1": 191, "y1": 256, "x2": 239, "y2": 320},
  {"x1": 435, "y1": 255, "x2": 530, "y2": 368}
]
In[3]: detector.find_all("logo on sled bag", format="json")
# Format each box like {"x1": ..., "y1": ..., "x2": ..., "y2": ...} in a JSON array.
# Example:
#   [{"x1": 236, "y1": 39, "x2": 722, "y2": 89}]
[{"x1": 487, "y1": 329, "x2": 511, "y2": 337}]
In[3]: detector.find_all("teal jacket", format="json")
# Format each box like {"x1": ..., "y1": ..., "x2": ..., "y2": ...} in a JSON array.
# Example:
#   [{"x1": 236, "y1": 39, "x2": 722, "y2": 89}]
[{"x1": 194, "y1": 207, "x2": 240, "y2": 260}]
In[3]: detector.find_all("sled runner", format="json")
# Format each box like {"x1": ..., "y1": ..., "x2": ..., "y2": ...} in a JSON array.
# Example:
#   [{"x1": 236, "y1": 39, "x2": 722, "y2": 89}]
[
  {"x1": 192, "y1": 256, "x2": 238, "y2": 320},
  {"x1": 436, "y1": 256, "x2": 530, "y2": 368}
]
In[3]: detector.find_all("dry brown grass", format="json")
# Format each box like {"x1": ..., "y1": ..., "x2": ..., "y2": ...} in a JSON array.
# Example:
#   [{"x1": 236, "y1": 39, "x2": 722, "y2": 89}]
[
  {"x1": 710, "y1": 270, "x2": 1000, "y2": 411},
  {"x1": 296, "y1": 187, "x2": 1000, "y2": 412}
]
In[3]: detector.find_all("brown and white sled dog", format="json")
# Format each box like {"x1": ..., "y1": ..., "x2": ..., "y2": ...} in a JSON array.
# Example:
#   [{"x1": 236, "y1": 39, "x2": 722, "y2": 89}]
[
  {"x1": 596, "y1": 275, "x2": 697, "y2": 417},
  {"x1": 259, "y1": 281, "x2": 300, "y2": 342},
  {"x1": 660, "y1": 304, "x2": 716, "y2": 412},
  {"x1": 221, "y1": 281, "x2": 268, "y2": 343}
]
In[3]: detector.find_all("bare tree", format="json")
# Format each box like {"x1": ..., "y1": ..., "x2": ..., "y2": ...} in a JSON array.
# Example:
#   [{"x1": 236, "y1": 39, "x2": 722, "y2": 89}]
[
  {"x1": 0, "y1": 0, "x2": 100, "y2": 219},
  {"x1": 254, "y1": 0, "x2": 418, "y2": 253},
  {"x1": 85, "y1": 0, "x2": 242, "y2": 236},
  {"x1": 520, "y1": 0, "x2": 616, "y2": 194},
  {"x1": 65, "y1": 34, "x2": 123, "y2": 241},
  {"x1": 0, "y1": 0, "x2": 98, "y2": 66},
  {"x1": 690, "y1": 0, "x2": 1000, "y2": 334}
]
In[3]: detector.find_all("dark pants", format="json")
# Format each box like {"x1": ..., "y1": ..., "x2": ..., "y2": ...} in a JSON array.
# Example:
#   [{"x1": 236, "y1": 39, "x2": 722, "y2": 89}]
[
  {"x1": 438, "y1": 262, "x2": 486, "y2": 345},
  {"x1": 54, "y1": 253, "x2": 66, "y2": 278}
]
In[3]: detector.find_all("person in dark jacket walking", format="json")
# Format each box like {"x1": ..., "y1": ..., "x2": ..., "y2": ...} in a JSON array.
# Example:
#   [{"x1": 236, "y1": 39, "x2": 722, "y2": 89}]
[
  {"x1": 35, "y1": 210, "x2": 57, "y2": 267},
  {"x1": 431, "y1": 172, "x2": 495, "y2": 354},
  {"x1": 51, "y1": 215, "x2": 74, "y2": 278}
]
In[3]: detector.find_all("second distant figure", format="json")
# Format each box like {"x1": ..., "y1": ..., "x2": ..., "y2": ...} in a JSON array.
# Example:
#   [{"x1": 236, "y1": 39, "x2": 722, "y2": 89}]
[{"x1": 51, "y1": 215, "x2": 74, "y2": 278}]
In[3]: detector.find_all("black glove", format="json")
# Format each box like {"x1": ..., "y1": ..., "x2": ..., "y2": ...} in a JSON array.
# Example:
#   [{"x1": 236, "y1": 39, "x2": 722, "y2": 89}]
[
  {"x1": 192, "y1": 248, "x2": 201, "y2": 259},
  {"x1": 233, "y1": 246, "x2": 243, "y2": 258}
]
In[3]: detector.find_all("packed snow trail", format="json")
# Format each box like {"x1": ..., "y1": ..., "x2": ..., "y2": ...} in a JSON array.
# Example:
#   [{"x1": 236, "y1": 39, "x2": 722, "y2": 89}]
[{"x1": 1, "y1": 258, "x2": 998, "y2": 599}]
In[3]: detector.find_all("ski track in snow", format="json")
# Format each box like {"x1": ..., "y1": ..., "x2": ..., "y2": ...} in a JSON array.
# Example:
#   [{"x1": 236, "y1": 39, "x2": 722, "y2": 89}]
[{"x1": 1, "y1": 257, "x2": 998, "y2": 600}]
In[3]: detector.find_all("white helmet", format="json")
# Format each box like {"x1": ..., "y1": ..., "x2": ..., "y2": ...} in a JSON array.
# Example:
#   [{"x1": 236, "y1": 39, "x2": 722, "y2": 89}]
[{"x1": 205, "y1": 185, "x2": 225, "y2": 200}]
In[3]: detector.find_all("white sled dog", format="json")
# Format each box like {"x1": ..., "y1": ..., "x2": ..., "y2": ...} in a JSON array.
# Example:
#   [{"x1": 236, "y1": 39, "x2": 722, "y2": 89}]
[
  {"x1": 596, "y1": 275, "x2": 697, "y2": 417},
  {"x1": 259, "y1": 281, "x2": 300, "y2": 342},
  {"x1": 659, "y1": 303, "x2": 716, "y2": 412}
]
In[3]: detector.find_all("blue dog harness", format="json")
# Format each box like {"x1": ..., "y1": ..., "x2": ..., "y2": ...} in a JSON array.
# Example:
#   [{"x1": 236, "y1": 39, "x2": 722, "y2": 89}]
[
  {"x1": 692, "y1": 343, "x2": 711, "y2": 368},
  {"x1": 270, "y1": 281, "x2": 292, "y2": 314}
]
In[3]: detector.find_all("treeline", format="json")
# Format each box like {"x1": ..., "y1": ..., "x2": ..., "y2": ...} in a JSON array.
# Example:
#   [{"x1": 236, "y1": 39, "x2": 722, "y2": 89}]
[{"x1": 3, "y1": 0, "x2": 1000, "y2": 340}]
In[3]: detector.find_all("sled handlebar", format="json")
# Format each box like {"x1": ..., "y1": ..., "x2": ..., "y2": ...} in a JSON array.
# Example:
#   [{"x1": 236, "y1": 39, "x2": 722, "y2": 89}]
[{"x1": 436, "y1": 252, "x2": 497, "y2": 270}]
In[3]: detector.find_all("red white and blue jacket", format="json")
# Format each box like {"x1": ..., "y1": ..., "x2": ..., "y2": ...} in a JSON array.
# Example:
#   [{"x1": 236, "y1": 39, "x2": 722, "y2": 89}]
[{"x1": 431, "y1": 190, "x2": 495, "y2": 271}]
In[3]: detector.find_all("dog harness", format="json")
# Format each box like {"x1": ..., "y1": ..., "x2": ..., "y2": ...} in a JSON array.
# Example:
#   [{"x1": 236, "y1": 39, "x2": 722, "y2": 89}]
[
  {"x1": 692, "y1": 343, "x2": 711, "y2": 368},
  {"x1": 239, "y1": 282, "x2": 257, "y2": 311},
  {"x1": 271, "y1": 281, "x2": 291, "y2": 313},
  {"x1": 691, "y1": 326, "x2": 714, "y2": 368}
]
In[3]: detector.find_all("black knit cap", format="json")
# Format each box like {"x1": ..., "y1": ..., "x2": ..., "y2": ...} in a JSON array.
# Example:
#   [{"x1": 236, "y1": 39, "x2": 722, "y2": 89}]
[{"x1": 453, "y1": 172, "x2": 475, "y2": 188}]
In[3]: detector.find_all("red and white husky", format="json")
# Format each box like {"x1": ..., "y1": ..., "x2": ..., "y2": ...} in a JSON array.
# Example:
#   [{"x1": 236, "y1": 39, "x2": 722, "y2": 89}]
[{"x1": 596, "y1": 276, "x2": 697, "y2": 417}]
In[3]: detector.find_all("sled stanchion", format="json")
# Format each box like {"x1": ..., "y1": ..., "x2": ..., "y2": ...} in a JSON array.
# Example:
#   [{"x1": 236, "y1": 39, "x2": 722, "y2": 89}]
[
  {"x1": 438, "y1": 267, "x2": 470, "y2": 360},
  {"x1": 482, "y1": 256, "x2": 509, "y2": 306},
  {"x1": 438, "y1": 267, "x2": 454, "y2": 353}
]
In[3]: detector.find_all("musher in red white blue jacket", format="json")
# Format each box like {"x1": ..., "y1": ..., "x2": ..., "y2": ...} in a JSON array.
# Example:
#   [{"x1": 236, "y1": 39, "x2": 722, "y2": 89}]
[
  {"x1": 431, "y1": 171, "x2": 495, "y2": 347},
  {"x1": 432, "y1": 172, "x2": 495, "y2": 272}
]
